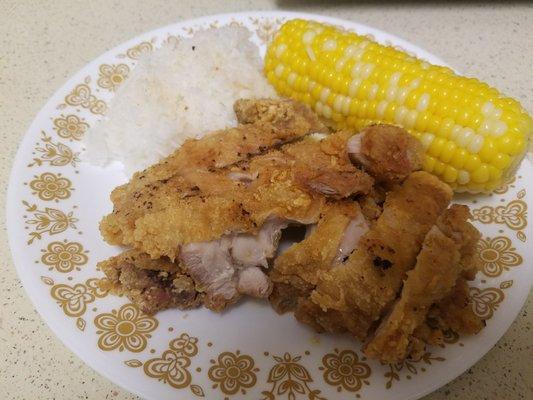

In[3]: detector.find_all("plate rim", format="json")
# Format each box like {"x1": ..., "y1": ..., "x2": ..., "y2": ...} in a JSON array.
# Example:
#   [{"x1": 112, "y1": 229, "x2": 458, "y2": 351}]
[{"x1": 6, "y1": 10, "x2": 532, "y2": 400}]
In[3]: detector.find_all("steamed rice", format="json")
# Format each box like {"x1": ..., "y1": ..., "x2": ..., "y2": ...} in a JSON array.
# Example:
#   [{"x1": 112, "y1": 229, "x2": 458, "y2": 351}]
[{"x1": 84, "y1": 27, "x2": 276, "y2": 174}]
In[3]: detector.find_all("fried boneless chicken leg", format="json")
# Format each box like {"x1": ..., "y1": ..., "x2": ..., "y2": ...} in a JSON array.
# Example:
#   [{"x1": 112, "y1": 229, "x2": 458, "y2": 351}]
[
  {"x1": 364, "y1": 205, "x2": 481, "y2": 363},
  {"x1": 101, "y1": 98, "x2": 327, "y2": 247},
  {"x1": 98, "y1": 249, "x2": 201, "y2": 314},
  {"x1": 309, "y1": 171, "x2": 453, "y2": 339},
  {"x1": 97, "y1": 98, "x2": 488, "y2": 361}
]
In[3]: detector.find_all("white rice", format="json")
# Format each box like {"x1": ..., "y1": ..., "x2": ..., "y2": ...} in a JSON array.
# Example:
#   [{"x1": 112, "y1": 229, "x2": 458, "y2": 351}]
[{"x1": 84, "y1": 27, "x2": 276, "y2": 174}]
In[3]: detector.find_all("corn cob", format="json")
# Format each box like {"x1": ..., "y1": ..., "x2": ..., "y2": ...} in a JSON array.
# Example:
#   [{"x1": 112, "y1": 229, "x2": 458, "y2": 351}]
[{"x1": 264, "y1": 19, "x2": 532, "y2": 192}]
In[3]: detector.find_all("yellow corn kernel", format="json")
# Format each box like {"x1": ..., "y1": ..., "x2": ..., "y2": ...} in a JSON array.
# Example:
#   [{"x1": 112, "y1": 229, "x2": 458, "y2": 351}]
[
  {"x1": 471, "y1": 164, "x2": 490, "y2": 183},
  {"x1": 442, "y1": 166, "x2": 458, "y2": 183}
]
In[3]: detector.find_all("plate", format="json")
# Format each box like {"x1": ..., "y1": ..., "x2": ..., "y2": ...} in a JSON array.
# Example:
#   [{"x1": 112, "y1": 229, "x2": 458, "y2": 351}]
[{"x1": 6, "y1": 11, "x2": 532, "y2": 400}]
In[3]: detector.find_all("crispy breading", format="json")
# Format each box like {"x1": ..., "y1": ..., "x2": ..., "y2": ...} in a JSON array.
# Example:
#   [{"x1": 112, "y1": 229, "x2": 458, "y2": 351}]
[
  {"x1": 98, "y1": 249, "x2": 201, "y2": 314},
  {"x1": 122, "y1": 133, "x2": 373, "y2": 260},
  {"x1": 102, "y1": 99, "x2": 326, "y2": 246},
  {"x1": 364, "y1": 205, "x2": 480, "y2": 363},
  {"x1": 348, "y1": 124, "x2": 423, "y2": 184},
  {"x1": 284, "y1": 132, "x2": 374, "y2": 198},
  {"x1": 233, "y1": 98, "x2": 326, "y2": 132},
  {"x1": 429, "y1": 277, "x2": 486, "y2": 335},
  {"x1": 271, "y1": 201, "x2": 363, "y2": 287},
  {"x1": 309, "y1": 172, "x2": 453, "y2": 339}
]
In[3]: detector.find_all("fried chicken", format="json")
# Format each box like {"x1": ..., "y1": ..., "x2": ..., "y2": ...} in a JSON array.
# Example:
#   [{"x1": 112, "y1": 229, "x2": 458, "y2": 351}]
[
  {"x1": 363, "y1": 205, "x2": 481, "y2": 363},
  {"x1": 97, "y1": 98, "x2": 489, "y2": 357},
  {"x1": 109, "y1": 130, "x2": 375, "y2": 260},
  {"x1": 347, "y1": 124, "x2": 423, "y2": 185},
  {"x1": 98, "y1": 249, "x2": 201, "y2": 314},
  {"x1": 101, "y1": 99, "x2": 327, "y2": 246},
  {"x1": 309, "y1": 172, "x2": 453, "y2": 339},
  {"x1": 269, "y1": 200, "x2": 368, "y2": 315}
]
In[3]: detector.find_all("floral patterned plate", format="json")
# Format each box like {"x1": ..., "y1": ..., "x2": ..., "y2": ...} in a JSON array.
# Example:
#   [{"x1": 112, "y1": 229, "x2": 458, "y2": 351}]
[{"x1": 6, "y1": 11, "x2": 532, "y2": 400}]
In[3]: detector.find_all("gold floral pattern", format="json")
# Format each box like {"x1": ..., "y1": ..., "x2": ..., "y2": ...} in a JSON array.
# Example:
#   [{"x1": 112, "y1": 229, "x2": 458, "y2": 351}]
[
  {"x1": 208, "y1": 350, "x2": 258, "y2": 396},
  {"x1": 320, "y1": 349, "x2": 370, "y2": 393},
  {"x1": 140, "y1": 333, "x2": 204, "y2": 395},
  {"x1": 28, "y1": 132, "x2": 80, "y2": 167},
  {"x1": 125, "y1": 41, "x2": 153, "y2": 59},
  {"x1": 22, "y1": 201, "x2": 78, "y2": 244},
  {"x1": 169, "y1": 333, "x2": 199, "y2": 357},
  {"x1": 64, "y1": 83, "x2": 107, "y2": 114},
  {"x1": 97, "y1": 64, "x2": 130, "y2": 91},
  {"x1": 40, "y1": 240, "x2": 88, "y2": 272},
  {"x1": 94, "y1": 303, "x2": 158, "y2": 352},
  {"x1": 477, "y1": 236, "x2": 523, "y2": 277},
  {"x1": 53, "y1": 114, "x2": 89, "y2": 141},
  {"x1": 493, "y1": 176, "x2": 517, "y2": 194},
  {"x1": 51, "y1": 282, "x2": 95, "y2": 317},
  {"x1": 50, "y1": 278, "x2": 107, "y2": 317},
  {"x1": 261, "y1": 353, "x2": 325, "y2": 400},
  {"x1": 470, "y1": 287, "x2": 506, "y2": 319},
  {"x1": 250, "y1": 17, "x2": 284, "y2": 44},
  {"x1": 384, "y1": 352, "x2": 445, "y2": 389},
  {"x1": 145, "y1": 349, "x2": 192, "y2": 388},
  {"x1": 472, "y1": 193, "x2": 528, "y2": 243},
  {"x1": 29, "y1": 172, "x2": 72, "y2": 201}
]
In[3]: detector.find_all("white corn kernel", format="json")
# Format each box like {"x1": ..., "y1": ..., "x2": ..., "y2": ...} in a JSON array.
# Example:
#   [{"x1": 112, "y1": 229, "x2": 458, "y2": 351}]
[
  {"x1": 479, "y1": 120, "x2": 491, "y2": 136},
  {"x1": 368, "y1": 84, "x2": 379, "y2": 100},
  {"x1": 451, "y1": 125, "x2": 463, "y2": 140},
  {"x1": 409, "y1": 78, "x2": 421, "y2": 89},
  {"x1": 275, "y1": 64, "x2": 284, "y2": 78},
  {"x1": 351, "y1": 63, "x2": 363, "y2": 77},
  {"x1": 322, "y1": 104, "x2": 332, "y2": 119},
  {"x1": 275, "y1": 43, "x2": 287, "y2": 58},
  {"x1": 487, "y1": 119, "x2": 507, "y2": 137},
  {"x1": 376, "y1": 100, "x2": 388, "y2": 118},
  {"x1": 333, "y1": 96, "x2": 344, "y2": 113},
  {"x1": 389, "y1": 72, "x2": 402, "y2": 86},
  {"x1": 320, "y1": 88, "x2": 331, "y2": 103},
  {"x1": 349, "y1": 79, "x2": 362, "y2": 97},
  {"x1": 386, "y1": 86, "x2": 398, "y2": 102},
  {"x1": 457, "y1": 128, "x2": 475, "y2": 147},
  {"x1": 344, "y1": 45, "x2": 357, "y2": 57},
  {"x1": 315, "y1": 101, "x2": 324, "y2": 115},
  {"x1": 335, "y1": 57, "x2": 347, "y2": 72},
  {"x1": 287, "y1": 72, "x2": 297, "y2": 86},
  {"x1": 482, "y1": 101, "x2": 495, "y2": 116},
  {"x1": 341, "y1": 97, "x2": 351, "y2": 115},
  {"x1": 305, "y1": 45, "x2": 316, "y2": 61},
  {"x1": 457, "y1": 170, "x2": 470, "y2": 184},
  {"x1": 394, "y1": 106, "x2": 408, "y2": 125},
  {"x1": 467, "y1": 135, "x2": 484, "y2": 153},
  {"x1": 404, "y1": 110, "x2": 418, "y2": 129},
  {"x1": 322, "y1": 39, "x2": 337, "y2": 51},
  {"x1": 492, "y1": 107, "x2": 503, "y2": 119},
  {"x1": 396, "y1": 87, "x2": 410, "y2": 104},
  {"x1": 303, "y1": 30, "x2": 316, "y2": 44},
  {"x1": 417, "y1": 93, "x2": 430, "y2": 112},
  {"x1": 358, "y1": 40, "x2": 370, "y2": 49},
  {"x1": 362, "y1": 63, "x2": 375, "y2": 78},
  {"x1": 420, "y1": 132, "x2": 435, "y2": 149}
]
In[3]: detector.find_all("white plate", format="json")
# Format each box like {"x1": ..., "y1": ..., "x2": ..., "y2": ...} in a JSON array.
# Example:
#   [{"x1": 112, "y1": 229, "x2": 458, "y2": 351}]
[{"x1": 7, "y1": 11, "x2": 532, "y2": 400}]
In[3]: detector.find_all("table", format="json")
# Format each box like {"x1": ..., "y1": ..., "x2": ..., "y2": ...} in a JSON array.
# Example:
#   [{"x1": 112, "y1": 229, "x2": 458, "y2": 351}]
[{"x1": 1, "y1": 1, "x2": 531, "y2": 399}]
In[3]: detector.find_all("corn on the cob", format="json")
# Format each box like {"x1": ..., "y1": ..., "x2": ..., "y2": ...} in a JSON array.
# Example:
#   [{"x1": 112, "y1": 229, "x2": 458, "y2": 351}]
[{"x1": 265, "y1": 19, "x2": 532, "y2": 192}]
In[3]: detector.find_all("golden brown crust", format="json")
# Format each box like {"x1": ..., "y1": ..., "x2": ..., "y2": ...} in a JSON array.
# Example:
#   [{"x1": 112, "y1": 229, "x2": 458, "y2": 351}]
[
  {"x1": 357, "y1": 124, "x2": 423, "y2": 184},
  {"x1": 311, "y1": 172, "x2": 453, "y2": 331},
  {"x1": 98, "y1": 249, "x2": 202, "y2": 314}
]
